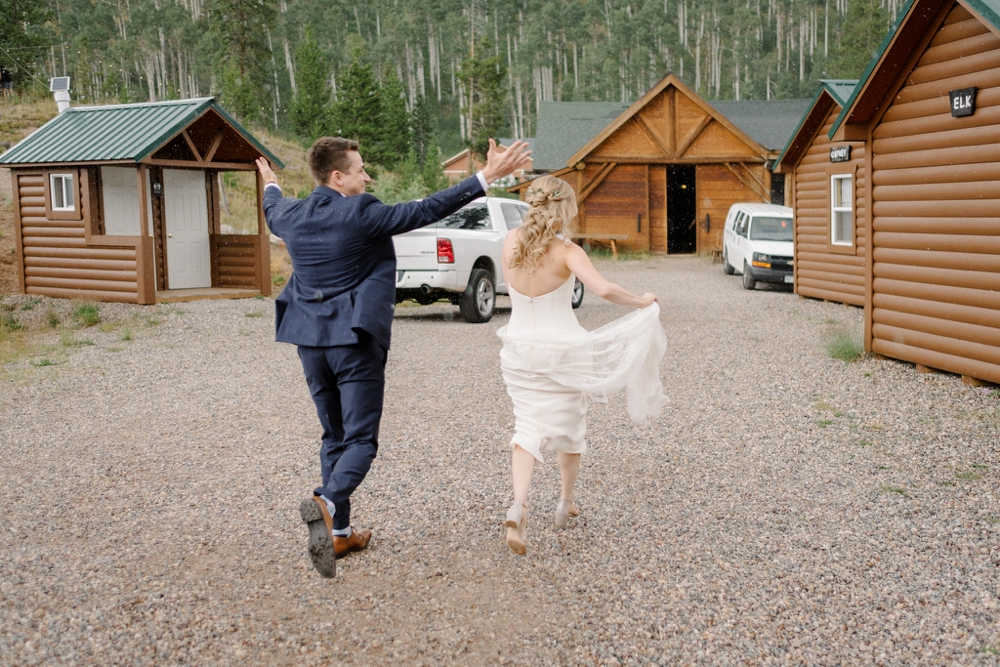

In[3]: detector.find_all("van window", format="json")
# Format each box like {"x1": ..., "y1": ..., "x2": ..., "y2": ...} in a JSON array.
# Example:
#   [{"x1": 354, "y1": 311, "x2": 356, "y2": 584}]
[
  {"x1": 749, "y1": 216, "x2": 793, "y2": 242},
  {"x1": 735, "y1": 213, "x2": 748, "y2": 237},
  {"x1": 437, "y1": 203, "x2": 491, "y2": 230}
]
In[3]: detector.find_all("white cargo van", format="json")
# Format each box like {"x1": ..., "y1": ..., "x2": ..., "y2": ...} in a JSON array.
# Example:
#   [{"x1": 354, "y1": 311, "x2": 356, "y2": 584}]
[{"x1": 721, "y1": 203, "x2": 794, "y2": 290}]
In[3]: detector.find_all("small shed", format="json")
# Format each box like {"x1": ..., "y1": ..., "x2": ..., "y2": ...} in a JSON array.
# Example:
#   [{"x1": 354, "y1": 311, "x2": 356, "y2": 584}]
[
  {"x1": 0, "y1": 97, "x2": 284, "y2": 304},
  {"x1": 513, "y1": 74, "x2": 809, "y2": 255},
  {"x1": 441, "y1": 139, "x2": 535, "y2": 183},
  {"x1": 774, "y1": 80, "x2": 866, "y2": 306},
  {"x1": 830, "y1": 0, "x2": 1000, "y2": 385}
]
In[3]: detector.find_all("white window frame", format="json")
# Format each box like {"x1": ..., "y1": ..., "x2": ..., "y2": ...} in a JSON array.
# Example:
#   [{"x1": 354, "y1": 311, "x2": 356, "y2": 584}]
[
  {"x1": 830, "y1": 174, "x2": 853, "y2": 246},
  {"x1": 50, "y1": 173, "x2": 75, "y2": 212}
]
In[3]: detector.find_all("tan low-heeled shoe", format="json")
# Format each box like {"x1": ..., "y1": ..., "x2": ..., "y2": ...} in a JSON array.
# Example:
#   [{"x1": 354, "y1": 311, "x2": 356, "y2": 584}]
[
  {"x1": 554, "y1": 498, "x2": 579, "y2": 527},
  {"x1": 505, "y1": 501, "x2": 528, "y2": 555}
]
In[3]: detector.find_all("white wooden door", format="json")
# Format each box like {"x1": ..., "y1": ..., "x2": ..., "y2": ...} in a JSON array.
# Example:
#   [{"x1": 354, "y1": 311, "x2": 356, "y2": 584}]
[{"x1": 163, "y1": 169, "x2": 211, "y2": 289}]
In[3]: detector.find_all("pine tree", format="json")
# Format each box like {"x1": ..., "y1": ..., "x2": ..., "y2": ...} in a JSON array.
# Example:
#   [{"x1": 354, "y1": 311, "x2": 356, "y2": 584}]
[
  {"x1": 378, "y1": 68, "x2": 412, "y2": 170},
  {"x1": 830, "y1": 0, "x2": 889, "y2": 78},
  {"x1": 458, "y1": 38, "x2": 510, "y2": 160},
  {"x1": 211, "y1": 0, "x2": 277, "y2": 122},
  {"x1": 290, "y1": 28, "x2": 331, "y2": 142},
  {"x1": 421, "y1": 140, "x2": 449, "y2": 192},
  {"x1": 410, "y1": 94, "x2": 435, "y2": 167},
  {"x1": 330, "y1": 54, "x2": 386, "y2": 166}
]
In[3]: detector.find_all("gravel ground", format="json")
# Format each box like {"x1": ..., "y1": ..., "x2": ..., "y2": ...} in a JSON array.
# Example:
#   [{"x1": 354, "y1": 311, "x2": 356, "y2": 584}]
[{"x1": 2, "y1": 256, "x2": 998, "y2": 666}]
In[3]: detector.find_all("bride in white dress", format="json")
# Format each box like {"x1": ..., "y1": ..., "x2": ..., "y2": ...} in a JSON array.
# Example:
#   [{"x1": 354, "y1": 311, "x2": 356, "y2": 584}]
[{"x1": 498, "y1": 174, "x2": 668, "y2": 555}]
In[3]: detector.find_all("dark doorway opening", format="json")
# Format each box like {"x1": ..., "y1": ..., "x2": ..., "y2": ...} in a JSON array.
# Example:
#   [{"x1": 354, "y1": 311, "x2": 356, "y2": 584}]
[{"x1": 667, "y1": 166, "x2": 697, "y2": 254}]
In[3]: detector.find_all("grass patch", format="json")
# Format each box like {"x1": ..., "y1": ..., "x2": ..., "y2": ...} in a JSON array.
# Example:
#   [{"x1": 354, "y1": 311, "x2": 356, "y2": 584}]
[
  {"x1": 30, "y1": 357, "x2": 61, "y2": 367},
  {"x1": 956, "y1": 470, "x2": 982, "y2": 481},
  {"x1": 2, "y1": 314, "x2": 21, "y2": 332},
  {"x1": 73, "y1": 303, "x2": 101, "y2": 327},
  {"x1": 59, "y1": 330, "x2": 95, "y2": 348},
  {"x1": 815, "y1": 400, "x2": 842, "y2": 417},
  {"x1": 882, "y1": 485, "x2": 909, "y2": 498},
  {"x1": 938, "y1": 480, "x2": 956, "y2": 487},
  {"x1": 19, "y1": 298, "x2": 40, "y2": 311},
  {"x1": 982, "y1": 643, "x2": 1000, "y2": 656},
  {"x1": 120, "y1": 328, "x2": 133, "y2": 342},
  {"x1": 272, "y1": 273, "x2": 286, "y2": 287},
  {"x1": 245, "y1": 311, "x2": 264, "y2": 318},
  {"x1": 824, "y1": 327, "x2": 866, "y2": 362},
  {"x1": 46, "y1": 309, "x2": 61, "y2": 328},
  {"x1": 854, "y1": 439, "x2": 872, "y2": 447},
  {"x1": 818, "y1": 419, "x2": 833, "y2": 428}
]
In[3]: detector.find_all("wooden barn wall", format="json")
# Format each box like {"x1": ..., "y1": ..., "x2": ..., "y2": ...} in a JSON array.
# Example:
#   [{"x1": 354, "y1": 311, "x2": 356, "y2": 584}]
[
  {"x1": 793, "y1": 105, "x2": 867, "y2": 306},
  {"x1": 16, "y1": 170, "x2": 141, "y2": 303},
  {"x1": 869, "y1": 1, "x2": 1000, "y2": 383},
  {"x1": 695, "y1": 164, "x2": 763, "y2": 251},
  {"x1": 649, "y1": 165, "x2": 667, "y2": 252},
  {"x1": 581, "y1": 164, "x2": 649, "y2": 249}
]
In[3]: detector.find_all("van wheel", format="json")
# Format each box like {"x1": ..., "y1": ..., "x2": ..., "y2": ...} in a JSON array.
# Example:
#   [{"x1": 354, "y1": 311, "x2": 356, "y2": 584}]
[
  {"x1": 742, "y1": 262, "x2": 757, "y2": 290},
  {"x1": 571, "y1": 279, "x2": 585, "y2": 308},
  {"x1": 722, "y1": 248, "x2": 735, "y2": 275},
  {"x1": 460, "y1": 268, "x2": 495, "y2": 323}
]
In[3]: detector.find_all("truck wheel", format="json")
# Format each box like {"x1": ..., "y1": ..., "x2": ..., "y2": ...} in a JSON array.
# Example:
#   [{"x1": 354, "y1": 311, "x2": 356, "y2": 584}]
[
  {"x1": 722, "y1": 248, "x2": 735, "y2": 275},
  {"x1": 742, "y1": 261, "x2": 757, "y2": 290},
  {"x1": 459, "y1": 268, "x2": 495, "y2": 323},
  {"x1": 571, "y1": 278, "x2": 585, "y2": 309}
]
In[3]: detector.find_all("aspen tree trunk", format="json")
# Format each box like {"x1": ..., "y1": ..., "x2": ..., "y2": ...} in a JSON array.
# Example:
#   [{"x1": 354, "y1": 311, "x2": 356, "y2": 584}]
[
  {"x1": 283, "y1": 39, "x2": 296, "y2": 96},
  {"x1": 776, "y1": 14, "x2": 782, "y2": 72},
  {"x1": 825, "y1": 1, "x2": 829, "y2": 57}
]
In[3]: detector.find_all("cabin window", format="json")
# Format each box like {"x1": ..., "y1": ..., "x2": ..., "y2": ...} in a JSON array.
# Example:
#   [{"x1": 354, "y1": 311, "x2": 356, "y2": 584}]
[
  {"x1": 50, "y1": 173, "x2": 75, "y2": 211},
  {"x1": 830, "y1": 174, "x2": 853, "y2": 246}
]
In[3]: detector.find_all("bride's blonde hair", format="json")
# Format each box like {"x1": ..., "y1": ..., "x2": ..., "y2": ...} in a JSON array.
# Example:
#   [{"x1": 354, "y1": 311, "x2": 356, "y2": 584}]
[{"x1": 508, "y1": 175, "x2": 578, "y2": 271}]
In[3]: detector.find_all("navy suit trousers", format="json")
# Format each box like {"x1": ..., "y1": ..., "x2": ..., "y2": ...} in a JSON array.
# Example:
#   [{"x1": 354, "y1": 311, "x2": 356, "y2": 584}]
[{"x1": 297, "y1": 334, "x2": 387, "y2": 531}]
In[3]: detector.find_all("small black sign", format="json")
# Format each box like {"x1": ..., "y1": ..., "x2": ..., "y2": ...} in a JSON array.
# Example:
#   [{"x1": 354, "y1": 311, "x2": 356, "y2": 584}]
[
  {"x1": 830, "y1": 145, "x2": 852, "y2": 162},
  {"x1": 949, "y1": 87, "x2": 977, "y2": 117}
]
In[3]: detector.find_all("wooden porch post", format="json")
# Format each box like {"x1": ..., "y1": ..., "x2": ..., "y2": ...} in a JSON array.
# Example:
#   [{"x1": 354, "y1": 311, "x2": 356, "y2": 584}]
[
  {"x1": 135, "y1": 165, "x2": 156, "y2": 304},
  {"x1": 256, "y1": 170, "x2": 271, "y2": 297}
]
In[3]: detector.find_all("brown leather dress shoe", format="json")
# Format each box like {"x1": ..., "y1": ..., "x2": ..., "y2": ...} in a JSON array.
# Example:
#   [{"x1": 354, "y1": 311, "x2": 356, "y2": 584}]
[
  {"x1": 334, "y1": 527, "x2": 372, "y2": 558},
  {"x1": 299, "y1": 496, "x2": 336, "y2": 578}
]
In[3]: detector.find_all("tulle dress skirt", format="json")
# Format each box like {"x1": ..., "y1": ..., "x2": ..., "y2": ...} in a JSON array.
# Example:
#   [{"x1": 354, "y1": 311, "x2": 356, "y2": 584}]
[{"x1": 497, "y1": 276, "x2": 668, "y2": 463}]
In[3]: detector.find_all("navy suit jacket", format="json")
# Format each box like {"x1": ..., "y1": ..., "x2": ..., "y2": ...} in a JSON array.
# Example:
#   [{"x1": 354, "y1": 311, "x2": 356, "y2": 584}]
[{"x1": 263, "y1": 176, "x2": 485, "y2": 350}]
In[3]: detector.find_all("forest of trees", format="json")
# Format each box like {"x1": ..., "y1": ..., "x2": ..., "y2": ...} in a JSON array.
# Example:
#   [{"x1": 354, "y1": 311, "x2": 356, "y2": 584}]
[{"x1": 2, "y1": 0, "x2": 899, "y2": 166}]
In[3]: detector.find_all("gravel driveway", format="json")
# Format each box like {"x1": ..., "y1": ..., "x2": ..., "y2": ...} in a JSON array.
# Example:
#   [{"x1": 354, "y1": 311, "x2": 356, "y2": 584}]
[{"x1": 2, "y1": 256, "x2": 998, "y2": 666}]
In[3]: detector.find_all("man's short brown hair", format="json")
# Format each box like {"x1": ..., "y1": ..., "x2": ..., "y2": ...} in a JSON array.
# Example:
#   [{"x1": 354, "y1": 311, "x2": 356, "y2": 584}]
[{"x1": 307, "y1": 137, "x2": 360, "y2": 184}]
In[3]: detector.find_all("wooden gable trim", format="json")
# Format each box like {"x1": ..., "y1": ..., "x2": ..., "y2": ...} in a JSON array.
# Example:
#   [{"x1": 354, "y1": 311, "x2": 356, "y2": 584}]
[
  {"x1": 204, "y1": 131, "x2": 225, "y2": 163},
  {"x1": 140, "y1": 107, "x2": 266, "y2": 170},
  {"x1": 578, "y1": 163, "x2": 617, "y2": 203},
  {"x1": 675, "y1": 115, "x2": 715, "y2": 158},
  {"x1": 724, "y1": 163, "x2": 769, "y2": 201},
  {"x1": 775, "y1": 93, "x2": 838, "y2": 173},
  {"x1": 566, "y1": 73, "x2": 770, "y2": 166},
  {"x1": 506, "y1": 165, "x2": 576, "y2": 193},
  {"x1": 632, "y1": 115, "x2": 672, "y2": 157},
  {"x1": 181, "y1": 130, "x2": 204, "y2": 163}
]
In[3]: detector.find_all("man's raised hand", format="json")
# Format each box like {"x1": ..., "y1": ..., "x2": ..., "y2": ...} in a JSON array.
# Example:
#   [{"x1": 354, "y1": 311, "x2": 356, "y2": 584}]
[
  {"x1": 482, "y1": 138, "x2": 532, "y2": 185},
  {"x1": 256, "y1": 157, "x2": 278, "y2": 186}
]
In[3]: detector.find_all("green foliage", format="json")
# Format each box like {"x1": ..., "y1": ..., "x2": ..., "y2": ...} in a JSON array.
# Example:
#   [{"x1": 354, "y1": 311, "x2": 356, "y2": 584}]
[
  {"x1": 2, "y1": 314, "x2": 21, "y2": 332},
  {"x1": 420, "y1": 141, "x2": 449, "y2": 193},
  {"x1": 410, "y1": 94, "x2": 435, "y2": 167},
  {"x1": 829, "y1": 0, "x2": 890, "y2": 78},
  {"x1": 73, "y1": 304, "x2": 101, "y2": 327},
  {"x1": 330, "y1": 54, "x2": 387, "y2": 165},
  {"x1": 211, "y1": 0, "x2": 277, "y2": 122},
  {"x1": 46, "y1": 310, "x2": 60, "y2": 328},
  {"x1": 824, "y1": 328, "x2": 866, "y2": 362},
  {"x1": 378, "y1": 68, "x2": 412, "y2": 170},
  {"x1": 371, "y1": 151, "x2": 427, "y2": 204},
  {"x1": 290, "y1": 28, "x2": 331, "y2": 142},
  {"x1": 458, "y1": 38, "x2": 510, "y2": 160}
]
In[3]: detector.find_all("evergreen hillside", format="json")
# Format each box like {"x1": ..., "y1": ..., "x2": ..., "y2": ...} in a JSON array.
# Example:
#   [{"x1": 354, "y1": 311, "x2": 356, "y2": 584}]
[{"x1": 4, "y1": 0, "x2": 899, "y2": 158}]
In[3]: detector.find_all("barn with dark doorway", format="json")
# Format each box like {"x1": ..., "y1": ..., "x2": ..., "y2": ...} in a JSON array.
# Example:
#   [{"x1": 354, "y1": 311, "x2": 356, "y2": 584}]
[
  {"x1": 0, "y1": 97, "x2": 283, "y2": 304},
  {"x1": 515, "y1": 74, "x2": 809, "y2": 255}
]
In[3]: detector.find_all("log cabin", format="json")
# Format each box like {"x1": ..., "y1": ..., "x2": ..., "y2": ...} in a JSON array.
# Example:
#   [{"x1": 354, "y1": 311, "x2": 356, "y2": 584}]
[
  {"x1": 441, "y1": 139, "x2": 534, "y2": 182},
  {"x1": 0, "y1": 97, "x2": 284, "y2": 304},
  {"x1": 773, "y1": 80, "x2": 867, "y2": 306},
  {"x1": 514, "y1": 74, "x2": 809, "y2": 255},
  {"x1": 829, "y1": 0, "x2": 1000, "y2": 385}
]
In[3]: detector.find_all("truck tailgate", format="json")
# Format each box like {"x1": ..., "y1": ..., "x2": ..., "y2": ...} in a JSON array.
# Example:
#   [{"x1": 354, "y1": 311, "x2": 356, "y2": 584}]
[{"x1": 393, "y1": 228, "x2": 439, "y2": 271}]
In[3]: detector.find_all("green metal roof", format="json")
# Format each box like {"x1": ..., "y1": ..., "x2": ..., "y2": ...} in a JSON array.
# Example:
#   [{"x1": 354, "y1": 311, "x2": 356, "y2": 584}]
[
  {"x1": 533, "y1": 102, "x2": 631, "y2": 171},
  {"x1": 773, "y1": 79, "x2": 859, "y2": 169},
  {"x1": 0, "y1": 97, "x2": 284, "y2": 168},
  {"x1": 829, "y1": 0, "x2": 1000, "y2": 138}
]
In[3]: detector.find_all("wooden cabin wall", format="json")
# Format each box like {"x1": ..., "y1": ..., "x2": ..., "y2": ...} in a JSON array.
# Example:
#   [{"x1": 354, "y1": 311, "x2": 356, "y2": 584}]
[
  {"x1": 212, "y1": 236, "x2": 264, "y2": 288},
  {"x1": 793, "y1": 105, "x2": 867, "y2": 306},
  {"x1": 649, "y1": 165, "x2": 667, "y2": 252},
  {"x1": 581, "y1": 164, "x2": 649, "y2": 249},
  {"x1": 696, "y1": 164, "x2": 764, "y2": 251},
  {"x1": 869, "y1": 1, "x2": 1000, "y2": 383},
  {"x1": 15, "y1": 170, "x2": 141, "y2": 303}
]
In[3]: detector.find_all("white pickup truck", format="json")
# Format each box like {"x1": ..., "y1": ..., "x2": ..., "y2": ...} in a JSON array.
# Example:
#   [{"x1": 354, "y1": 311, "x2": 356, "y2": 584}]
[{"x1": 393, "y1": 196, "x2": 585, "y2": 322}]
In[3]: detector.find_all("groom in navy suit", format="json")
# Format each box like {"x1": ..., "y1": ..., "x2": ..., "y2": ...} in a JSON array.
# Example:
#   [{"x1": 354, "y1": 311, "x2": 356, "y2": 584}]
[{"x1": 256, "y1": 137, "x2": 530, "y2": 577}]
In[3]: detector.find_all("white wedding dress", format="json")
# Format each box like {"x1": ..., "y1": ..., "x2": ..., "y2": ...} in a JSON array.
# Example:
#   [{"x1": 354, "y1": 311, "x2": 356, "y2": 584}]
[{"x1": 497, "y1": 275, "x2": 668, "y2": 463}]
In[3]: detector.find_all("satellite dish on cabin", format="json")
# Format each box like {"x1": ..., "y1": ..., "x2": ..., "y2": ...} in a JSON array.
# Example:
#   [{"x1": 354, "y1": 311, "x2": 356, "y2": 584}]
[{"x1": 50, "y1": 77, "x2": 71, "y2": 113}]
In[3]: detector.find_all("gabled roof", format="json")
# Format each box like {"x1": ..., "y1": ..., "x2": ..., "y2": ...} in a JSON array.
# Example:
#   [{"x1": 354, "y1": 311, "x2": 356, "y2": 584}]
[
  {"x1": 829, "y1": 0, "x2": 1000, "y2": 138},
  {"x1": 0, "y1": 97, "x2": 283, "y2": 167},
  {"x1": 532, "y1": 102, "x2": 630, "y2": 170},
  {"x1": 774, "y1": 79, "x2": 859, "y2": 171}
]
